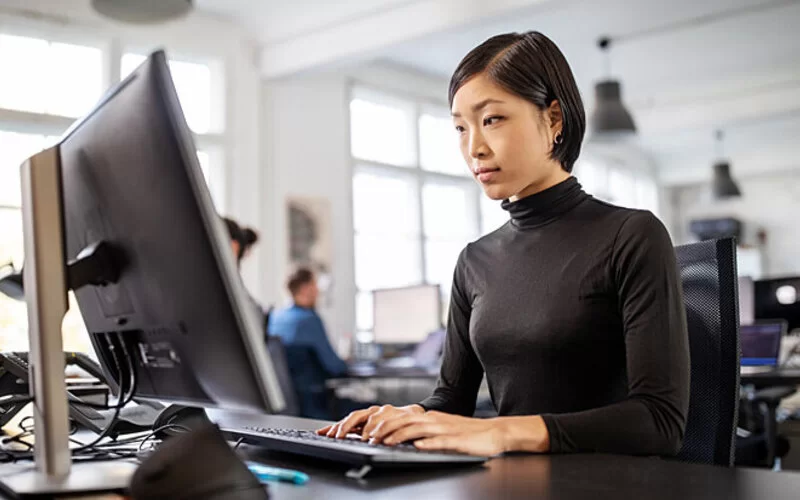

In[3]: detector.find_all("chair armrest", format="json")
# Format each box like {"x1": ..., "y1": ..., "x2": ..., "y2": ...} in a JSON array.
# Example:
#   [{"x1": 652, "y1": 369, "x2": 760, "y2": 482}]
[{"x1": 751, "y1": 386, "x2": 798, "y2": 406}]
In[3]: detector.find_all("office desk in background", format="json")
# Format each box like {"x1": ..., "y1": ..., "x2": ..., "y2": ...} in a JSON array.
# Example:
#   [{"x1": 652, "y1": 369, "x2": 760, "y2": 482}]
[
  {"x1": 237, "y1": 416, "x2": 800, "y2": 500},
  {"x1": 345, "y1": 363, "x2": 439, "y2": 379},
  {"x1": 741, "y1": 368, "x2": 800, "y2": 388}
]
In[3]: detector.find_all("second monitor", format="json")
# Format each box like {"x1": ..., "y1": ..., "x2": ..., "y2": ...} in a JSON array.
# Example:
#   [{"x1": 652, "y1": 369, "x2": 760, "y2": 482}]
[{"x1": 372, "y1": 284, "x2": 442, "y2": 346}]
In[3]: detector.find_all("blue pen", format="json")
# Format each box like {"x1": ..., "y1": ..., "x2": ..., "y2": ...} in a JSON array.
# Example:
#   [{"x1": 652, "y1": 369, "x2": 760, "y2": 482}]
[{"x1": 246, "y1": 462, "x2": 310, "y2": 485}]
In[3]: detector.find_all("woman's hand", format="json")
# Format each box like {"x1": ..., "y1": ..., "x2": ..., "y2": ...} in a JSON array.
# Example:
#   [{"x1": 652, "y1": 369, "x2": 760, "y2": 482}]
[
  {"x1": 316, "y1": 404, "x2": 425, "y2": 440},
  {"x1": 370, "y1": 412, "x2": 551, "y2": 456}
]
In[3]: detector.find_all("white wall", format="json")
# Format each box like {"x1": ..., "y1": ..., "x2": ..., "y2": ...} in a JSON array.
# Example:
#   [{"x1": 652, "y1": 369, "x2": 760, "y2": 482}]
[
  {"x1": 260, "y1": 62, "x2": 448, "y2": 350},
  {"x1": 667, "y1": 170, "x2": 800, "y2": 277}
]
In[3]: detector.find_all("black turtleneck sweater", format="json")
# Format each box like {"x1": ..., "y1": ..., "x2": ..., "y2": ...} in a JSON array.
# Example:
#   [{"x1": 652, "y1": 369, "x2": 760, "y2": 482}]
[{"x1": 418, "y1": 177, "x2": 690, "y2": 456}]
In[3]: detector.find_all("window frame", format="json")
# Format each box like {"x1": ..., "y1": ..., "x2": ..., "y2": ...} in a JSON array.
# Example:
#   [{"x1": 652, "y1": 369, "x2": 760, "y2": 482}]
[
  {"x1": 0, "y1": 25, "x2": 228, "y2": 354},
  {"x1": 349, "y1": 84, "x2": 490, "y2": 340}
]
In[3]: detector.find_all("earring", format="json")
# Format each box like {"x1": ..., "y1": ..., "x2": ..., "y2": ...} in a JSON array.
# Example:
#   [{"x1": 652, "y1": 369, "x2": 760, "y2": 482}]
[{"x1": 554, "y1": 133, "x2": 564, "y2": 145}]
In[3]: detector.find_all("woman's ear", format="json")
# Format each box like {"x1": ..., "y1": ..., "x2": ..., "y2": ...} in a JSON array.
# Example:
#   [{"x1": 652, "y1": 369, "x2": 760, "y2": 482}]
[{"x1": 547, "y1": 100, "x2": 563, "y2": 138}]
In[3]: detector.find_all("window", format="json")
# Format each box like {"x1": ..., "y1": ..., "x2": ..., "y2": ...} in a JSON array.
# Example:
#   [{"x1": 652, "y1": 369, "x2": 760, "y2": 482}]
[
  {"x1": 419, "y1": 111, "x2": 468, "y2": 177},
  {"x1": 351, "y1": 88, "x2": 503, "y2": 339},
  {"x1": 0, "y1": 31, "x2": 227, "y2": 354},
  {"x1": 0, "y1": 34, "x2": 103, "y2": 118},
  {"x1": 350, "y1": 91, "x2": 416, "y2": 167},
  {"x1": 575, "y1": 160, "x2": 660, "y2": 215}
]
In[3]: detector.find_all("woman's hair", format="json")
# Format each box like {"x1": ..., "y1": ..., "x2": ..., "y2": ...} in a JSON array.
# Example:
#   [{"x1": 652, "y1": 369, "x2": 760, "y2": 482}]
[
  {"x1": 241, "y1": 227, "x2": 259, "y2": 250},
  {"x1": 222, "y1": 217, "x2": 260, "y2": 262},
  {"x1": 222, "y1": 217, "x2": 243, "y2": 245},
  {"x1": 448, "y1": 31, "x2": 585, "y2": 173}
]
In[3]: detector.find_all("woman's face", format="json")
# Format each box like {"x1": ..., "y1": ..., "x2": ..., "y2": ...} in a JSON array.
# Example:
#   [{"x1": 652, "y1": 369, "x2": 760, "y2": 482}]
[{"x1": 451, "y1": 73, "x2": 567, "y2": 201}]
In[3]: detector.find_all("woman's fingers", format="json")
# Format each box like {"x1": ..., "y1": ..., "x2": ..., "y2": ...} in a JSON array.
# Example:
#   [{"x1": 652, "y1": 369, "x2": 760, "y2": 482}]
[
  {"x1": 332, "y1": 406, "x2": 379, "y2": 439},
  {"x1": 315, "y1": 424, "x2": 333, "y2": 435},
  {"x1": 382, "y1": 423, "x2": 450, "y2": 445},
  {"x1": 414, "y1": 435, "x2": 465, "y2": 452},
  {"x1": 369, "y1": 413, "x2": 423, "y2": 442},
  {"x1": 360, "y1": 405, "x2": 401, "y2": 439}
]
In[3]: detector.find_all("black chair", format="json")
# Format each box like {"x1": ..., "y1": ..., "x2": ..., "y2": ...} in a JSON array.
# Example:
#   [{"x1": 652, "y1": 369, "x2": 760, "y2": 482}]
[
  {"x1": 674, "y1": 238, "x2": 740, "y2": 466},
  {"x1": 265, "y1": 335, "x2": 301, "y2": 416}
]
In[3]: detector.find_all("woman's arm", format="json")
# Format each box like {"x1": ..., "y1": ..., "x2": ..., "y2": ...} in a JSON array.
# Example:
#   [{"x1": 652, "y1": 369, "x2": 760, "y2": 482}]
[
  {"x1": 418, "y1": 248, "x2": 485, "y2": 416},
  {"x1": 539, "y1": 211, "x2": 690, "y2": 455}
]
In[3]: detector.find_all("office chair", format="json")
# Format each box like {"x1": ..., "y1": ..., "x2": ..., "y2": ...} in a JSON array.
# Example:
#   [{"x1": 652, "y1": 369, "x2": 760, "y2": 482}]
[
  {"x1": 265, "y1": 336, "x2": 301, "y2": 416},
  {"x1": 674, "y1": 238, "x2": 740, "y2": 466}
]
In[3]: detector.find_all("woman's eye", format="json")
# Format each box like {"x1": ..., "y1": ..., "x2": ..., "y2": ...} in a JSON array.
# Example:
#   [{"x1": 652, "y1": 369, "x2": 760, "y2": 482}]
[
  {"x1": 484, "y1": 116, "x2": 503, "y2": 126},
  {"x1": 455, "y1": 125, "x2": 466, "y2": 134}
]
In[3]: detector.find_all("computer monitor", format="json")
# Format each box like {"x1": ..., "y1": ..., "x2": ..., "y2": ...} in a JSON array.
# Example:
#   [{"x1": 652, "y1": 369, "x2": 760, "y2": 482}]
[
  {"x1": 738, "y1": 276, "x2": 755, "y2": 326},
  {"x1": 740, "y1": 321, "x2": 787, "y2": 367},
  {"x1": 754, "y1": 277, "x2": 800, "y2": 332},
  {"x1": 373, "y1": 284, "x2": 442, "y2": 345},
  {"x1": 0, "y1": 50, "x2": 285, "y2": 497}
]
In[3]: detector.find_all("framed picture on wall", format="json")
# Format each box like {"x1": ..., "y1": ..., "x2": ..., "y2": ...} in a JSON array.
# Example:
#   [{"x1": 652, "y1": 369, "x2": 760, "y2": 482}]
[{"x1": 286, "y1": 196, "x2": 333, "y2": 306}]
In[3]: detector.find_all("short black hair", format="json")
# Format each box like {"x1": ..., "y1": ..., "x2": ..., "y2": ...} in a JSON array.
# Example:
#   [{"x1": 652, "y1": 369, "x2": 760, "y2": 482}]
[
  {"x1": 222, "y1": 217, "x2": 243, "y2": 244},
  {"x1": 448, "y1": 31, "x2": 585, "y2": 173},
  {"x1": 287, "y1": 267, "x2": 314, "y2": 296},
  {"x1": 222, "y1": 216, "x2": 247, "y2": 262},
  {"x1": 241, "y1": 227, "x2": 259, "y2": 250}
]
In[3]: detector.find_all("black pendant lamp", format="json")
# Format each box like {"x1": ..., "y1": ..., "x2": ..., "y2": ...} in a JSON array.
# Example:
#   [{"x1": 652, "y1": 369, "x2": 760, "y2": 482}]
[
  {"x1": 0, "y1": 262, "x2": 24, "y2": 301},
  {"x1": 711, "y1": 130, "x2": 741, "y2": 199},
  {"x1": 591, "y1": 37, "x2": 636, "y2": 134},
  {"x1": 92, "y1": 0, "x2": 193, "y2": 24}
]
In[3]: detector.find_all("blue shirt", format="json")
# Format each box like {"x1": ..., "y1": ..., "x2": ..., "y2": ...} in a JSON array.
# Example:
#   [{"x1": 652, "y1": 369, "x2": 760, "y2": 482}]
[{"x1": 268, "y1": 305, "x2": 347, "y2": 418}]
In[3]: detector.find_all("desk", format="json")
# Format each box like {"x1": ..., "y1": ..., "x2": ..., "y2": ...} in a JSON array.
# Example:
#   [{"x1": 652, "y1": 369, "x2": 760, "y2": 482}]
[
  {"x1": 4, "y1": 414, "x2": 800, "y2": 499},
  {"x1": 741, "y1": 369, "x2": 800, "y2": 388},
  {"x1": 238, "y1": 416, "x2": 800, "y2": 500},
  {"x1": 345, "y1": 364, "x2": 439, "y2": 379}
]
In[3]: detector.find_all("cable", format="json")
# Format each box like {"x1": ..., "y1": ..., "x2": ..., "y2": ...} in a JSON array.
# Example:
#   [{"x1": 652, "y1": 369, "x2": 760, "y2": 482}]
[
  {"x1": 66, "y1": 336, "x2": 136, "y2": 411},
  {"x1": 71, "y1": 334, "x2": 137, "y2": 455}
]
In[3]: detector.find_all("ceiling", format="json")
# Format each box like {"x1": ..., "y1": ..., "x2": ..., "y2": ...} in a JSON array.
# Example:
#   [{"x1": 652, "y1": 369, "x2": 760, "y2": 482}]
[
  {"x1": 14, "y1": 0, "x2": 792, "y2": 184},
  {"x1": 192, "y1": 0, "x2": 800, "y2": 183},
  {"x1": 196, "y1": 0, "x2": 418, "y2": 44},
  {"x1": 379, "y1": 0, "x2": 800, "y2": 180}
]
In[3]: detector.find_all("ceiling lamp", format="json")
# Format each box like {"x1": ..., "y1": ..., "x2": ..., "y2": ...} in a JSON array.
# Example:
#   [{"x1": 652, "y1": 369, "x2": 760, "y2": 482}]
[
  {"x1": 0, "y1": 262, "x2": 24, "y2": 301},
  {"x1": 91, "y1": 0, "x2": 193, "y2": 24},
  {"x1": 591, "y1": 37, "x2": 636, "y2": 135},
  {"x1": 711, "y1": 130, "x2": 741, "y2": 199}
]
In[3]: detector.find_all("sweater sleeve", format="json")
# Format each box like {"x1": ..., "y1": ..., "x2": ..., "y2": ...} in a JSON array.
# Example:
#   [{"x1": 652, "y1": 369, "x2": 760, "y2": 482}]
[
  {"x1": 541, "y1": 211, "x2": 690, "y2": 455},
  {"x1": 418, "y1": 248, "x2": 485, "y2": 416}
]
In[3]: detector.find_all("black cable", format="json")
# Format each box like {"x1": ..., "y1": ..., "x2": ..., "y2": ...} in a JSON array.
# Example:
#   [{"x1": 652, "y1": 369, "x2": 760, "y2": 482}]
[
  {"x1": 66, "y1": 335, "x2": 134, "y2": 411},
  {"x1": 71, "y1": 334, "x2": 136, "y2": 455}
]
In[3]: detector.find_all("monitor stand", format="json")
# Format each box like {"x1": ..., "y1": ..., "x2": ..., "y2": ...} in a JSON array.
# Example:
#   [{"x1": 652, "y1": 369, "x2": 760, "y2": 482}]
[{"x1": 0, "y1": 148, "x2": 136, "y2": 498}]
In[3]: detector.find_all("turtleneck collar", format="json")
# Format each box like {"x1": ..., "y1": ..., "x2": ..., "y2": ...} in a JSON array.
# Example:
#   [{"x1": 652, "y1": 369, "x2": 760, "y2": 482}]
[{"x1": 500, "y1": 176, "x2": 589, "y2": 229}]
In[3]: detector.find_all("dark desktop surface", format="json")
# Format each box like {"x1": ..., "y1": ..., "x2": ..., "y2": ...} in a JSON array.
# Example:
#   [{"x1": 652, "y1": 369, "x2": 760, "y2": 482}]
[
  {"x1": 346, "y1": 358, "x2": 439, "y2": 378},
  {"x1": 233, "y1": 416, "x2": 800, "y2": 500},
  {"x1": 3, "y1": 415, "x2": 800, "y2": 498}
]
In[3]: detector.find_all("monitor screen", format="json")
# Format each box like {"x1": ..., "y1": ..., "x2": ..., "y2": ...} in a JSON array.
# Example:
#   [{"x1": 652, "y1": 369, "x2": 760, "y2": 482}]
[
  {"x1": 740, "y1": 321, "x2": 786, "y2": 366},
  {"x1": 738, "y1": 276, "x2": 755, "y2": 326},
  {"x1": 373, "y1": 284, "x2": 442, "y2": 344}
]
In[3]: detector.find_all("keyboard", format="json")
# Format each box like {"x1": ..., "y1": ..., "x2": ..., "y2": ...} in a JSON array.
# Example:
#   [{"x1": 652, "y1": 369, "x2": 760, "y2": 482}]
[{"x1": 221, "y1": 424, "x2": 489, "y2": 468}]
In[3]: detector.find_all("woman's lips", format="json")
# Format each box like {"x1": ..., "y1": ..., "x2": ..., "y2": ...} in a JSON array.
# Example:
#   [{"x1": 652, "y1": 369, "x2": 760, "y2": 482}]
[{"x1": 474, "y1": 167, "x2": 500, "y2": 183}]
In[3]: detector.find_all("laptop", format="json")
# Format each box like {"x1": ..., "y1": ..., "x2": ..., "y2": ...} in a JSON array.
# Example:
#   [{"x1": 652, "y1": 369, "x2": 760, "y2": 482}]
[{"x1": 740, "y1": 320, "x2": 788, "y2": 373}]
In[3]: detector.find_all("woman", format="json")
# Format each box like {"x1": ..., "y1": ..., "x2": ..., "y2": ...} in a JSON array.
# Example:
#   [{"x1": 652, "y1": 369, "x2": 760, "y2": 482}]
[{"x1": 319, "y1": 31, "x2": 689, "y2": 456}]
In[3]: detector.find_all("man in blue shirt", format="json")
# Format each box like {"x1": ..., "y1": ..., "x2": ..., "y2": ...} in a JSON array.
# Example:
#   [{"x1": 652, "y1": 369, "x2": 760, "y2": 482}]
[{"x1": 268, "y1": 268, "x2": 348, "y2": 419}]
